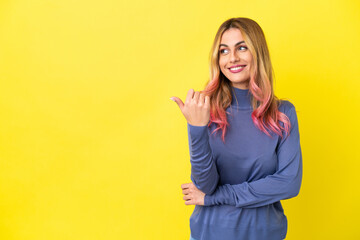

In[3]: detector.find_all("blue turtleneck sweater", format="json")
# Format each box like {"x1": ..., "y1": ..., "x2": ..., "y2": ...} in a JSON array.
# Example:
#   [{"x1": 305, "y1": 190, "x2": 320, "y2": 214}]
[{"x1": 187, "y1": 86, "x2": 302, "y2": 240}]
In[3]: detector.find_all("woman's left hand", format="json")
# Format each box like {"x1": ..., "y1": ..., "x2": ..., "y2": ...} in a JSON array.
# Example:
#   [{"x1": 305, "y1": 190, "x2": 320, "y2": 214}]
[{"x1": 181, "y1": 182, "x2": 205, "y2": 206}]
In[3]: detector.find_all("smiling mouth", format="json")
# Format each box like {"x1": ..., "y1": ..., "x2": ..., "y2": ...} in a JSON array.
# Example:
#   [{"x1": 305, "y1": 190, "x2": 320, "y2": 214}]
[
  {"x1": 228, "y1": 65, "x2": 246, "y2": 71},
  {"x1": 228, "y1": 65, "x2": 246, "y2": 73}
]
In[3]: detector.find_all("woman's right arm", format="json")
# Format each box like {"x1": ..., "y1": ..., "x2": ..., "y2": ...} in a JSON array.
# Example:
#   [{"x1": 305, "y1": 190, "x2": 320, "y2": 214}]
[{"x1": 171, "y1": 89, "x2": 219, "y2": 195}]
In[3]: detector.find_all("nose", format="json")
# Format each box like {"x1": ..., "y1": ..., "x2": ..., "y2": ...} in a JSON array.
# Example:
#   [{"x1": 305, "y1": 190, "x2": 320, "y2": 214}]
[{"x1": 229, "y1": 50, "x2": 240, "y2": 63}]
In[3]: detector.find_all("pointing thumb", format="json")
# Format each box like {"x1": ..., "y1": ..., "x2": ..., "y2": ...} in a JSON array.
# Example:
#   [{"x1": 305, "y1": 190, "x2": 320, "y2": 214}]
[{"x1": 170, "y1": 96, "x2": 184, "y2": 111}]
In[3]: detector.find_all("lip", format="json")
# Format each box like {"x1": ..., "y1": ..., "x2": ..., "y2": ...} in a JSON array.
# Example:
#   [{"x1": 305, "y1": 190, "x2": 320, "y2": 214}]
[{"x1": 228, "y1": 65, "x2": 246, "y2": 73}]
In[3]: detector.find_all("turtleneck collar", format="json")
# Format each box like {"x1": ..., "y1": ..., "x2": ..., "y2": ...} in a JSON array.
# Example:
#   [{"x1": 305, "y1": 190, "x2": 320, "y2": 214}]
[{"x1": 230, "y1": 85, "x2": 253, "y2": 110}]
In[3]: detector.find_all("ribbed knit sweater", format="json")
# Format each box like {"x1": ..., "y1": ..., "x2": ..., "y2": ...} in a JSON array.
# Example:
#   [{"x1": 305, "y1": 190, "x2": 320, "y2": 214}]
[{"x1": 187, "y1": 86, "x2": 302, "y2": 240}]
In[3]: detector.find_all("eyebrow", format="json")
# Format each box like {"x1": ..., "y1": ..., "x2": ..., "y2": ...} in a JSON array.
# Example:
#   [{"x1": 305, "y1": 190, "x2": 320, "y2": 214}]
[{"x1": 219, "y1": 41, "x2": 245, "y2": 48}]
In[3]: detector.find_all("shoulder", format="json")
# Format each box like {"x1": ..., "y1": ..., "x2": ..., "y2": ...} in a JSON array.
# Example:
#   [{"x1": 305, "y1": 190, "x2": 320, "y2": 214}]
[
  {"x1": 277, "y1": 100, "x2": 299, "y2": 128},
  {"x1": 278, "y1": 99, "x2": 296, "y2": 115}
]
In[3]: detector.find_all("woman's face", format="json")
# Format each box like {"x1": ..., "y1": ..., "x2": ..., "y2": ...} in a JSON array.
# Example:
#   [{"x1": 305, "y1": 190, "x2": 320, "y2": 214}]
[{"x1": 218, "y1": 28, "x2": 253, "y2": 89}]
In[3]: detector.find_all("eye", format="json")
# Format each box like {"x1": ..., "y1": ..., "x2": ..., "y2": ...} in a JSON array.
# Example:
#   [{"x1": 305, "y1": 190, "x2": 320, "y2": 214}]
[
  {"x1": 238, "y1": 46, "x2": 247, "y2": 50},
  {"x1": 219, "y1": 49, "x2": 228, "y2": 54}
]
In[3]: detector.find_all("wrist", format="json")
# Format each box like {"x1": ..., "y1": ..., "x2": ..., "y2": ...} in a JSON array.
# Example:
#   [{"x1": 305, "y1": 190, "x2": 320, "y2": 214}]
[
  {"x1": 204, "y1": 194, "x2": 213, "y2": 206},
  {"x1": 188, "y1": 121, "x2": 208, "y2": 127}
]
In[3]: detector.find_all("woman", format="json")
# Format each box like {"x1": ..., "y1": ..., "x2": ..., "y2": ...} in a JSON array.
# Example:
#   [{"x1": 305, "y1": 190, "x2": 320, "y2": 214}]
[{"x1": 170, "y1": 17, "x2": 302, "y2": 240}]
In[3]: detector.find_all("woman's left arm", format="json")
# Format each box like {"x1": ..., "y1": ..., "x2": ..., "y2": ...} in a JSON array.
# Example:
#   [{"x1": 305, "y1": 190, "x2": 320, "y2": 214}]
[{"x1": 203, "y1": 106, "x2": 303, "y2": 208}]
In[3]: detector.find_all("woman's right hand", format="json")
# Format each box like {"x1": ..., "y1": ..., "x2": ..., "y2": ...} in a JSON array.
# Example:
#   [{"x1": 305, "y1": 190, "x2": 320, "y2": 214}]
[{"x1": 170, "y1": 89, "x2": 210, "y2": 127}]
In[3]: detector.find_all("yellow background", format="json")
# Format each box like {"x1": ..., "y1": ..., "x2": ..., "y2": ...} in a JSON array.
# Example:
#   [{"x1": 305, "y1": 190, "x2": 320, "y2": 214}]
[{"x1": 1, "y1": 0, "x2": 359, "y2": 239}]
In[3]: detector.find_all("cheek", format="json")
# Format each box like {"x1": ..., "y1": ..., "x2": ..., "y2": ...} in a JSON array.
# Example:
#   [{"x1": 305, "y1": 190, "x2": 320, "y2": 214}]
[
  {"x1": 245, "y1": 53, "x2": 253, "y2": 62},
  {"x1": 219, "y1": 58, "x2": 226, "y2": 68}
]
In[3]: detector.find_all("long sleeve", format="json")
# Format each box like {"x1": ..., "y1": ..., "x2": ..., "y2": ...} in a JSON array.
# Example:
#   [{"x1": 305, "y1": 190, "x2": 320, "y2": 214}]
[
  {"x1": 187, "y1": 122, "x2": 219, "y2": 195},
  {"x1": 204, "y1": 106, "x2": 303, "y2": 208}
]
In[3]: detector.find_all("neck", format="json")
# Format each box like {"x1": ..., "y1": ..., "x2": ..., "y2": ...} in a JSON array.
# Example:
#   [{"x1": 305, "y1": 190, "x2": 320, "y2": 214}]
[{"x1": 230, "y1": 85, "x2": 252, "y2": 110}]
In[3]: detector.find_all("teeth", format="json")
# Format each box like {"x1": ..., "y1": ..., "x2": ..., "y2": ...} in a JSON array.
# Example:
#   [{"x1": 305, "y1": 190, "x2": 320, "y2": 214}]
[{"x1": 230, "y1": 66, "x2": 245, "y2": 70}]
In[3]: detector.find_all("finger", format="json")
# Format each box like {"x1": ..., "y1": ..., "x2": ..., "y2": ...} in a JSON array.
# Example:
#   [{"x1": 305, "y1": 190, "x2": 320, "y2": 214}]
[
  {"x1": 170, "y1": 96, "x2": 184, "y2": 111},
  {"x1": 185, "y1": 89, "x2": 195, "y2": 105},
  {"x1": 183, "y1": 195, "x2": 191, "y2": 200},
  {"x1": 181, "y1": 183, "x2": 190, "y2": 189},
  {"x1": 185, "y1": 199, "x2": 193, "y2": 205},
  {"x1": 199, "y1": 93, "x2": 205, "y2": 106},
  {"x1": 193, "y1": 91, "x2": 200, "y2": 104},
  {"x1": 182, "y1": 189, "x2": 190, "y2": 194},
  {"x1": 205, "y1": 95, "x2": 210, "y2": 108}
]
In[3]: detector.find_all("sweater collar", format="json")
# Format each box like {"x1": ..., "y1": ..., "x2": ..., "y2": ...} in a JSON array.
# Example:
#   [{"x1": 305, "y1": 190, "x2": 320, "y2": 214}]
[{"x1": 230, "y1": 85, "x2": 253, "y2": 110}]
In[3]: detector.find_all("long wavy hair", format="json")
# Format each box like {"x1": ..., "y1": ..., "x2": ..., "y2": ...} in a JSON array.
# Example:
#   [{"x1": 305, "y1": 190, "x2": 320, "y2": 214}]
[{"x1": 201, "y1": 17, "x2": 291, "y2": 143}]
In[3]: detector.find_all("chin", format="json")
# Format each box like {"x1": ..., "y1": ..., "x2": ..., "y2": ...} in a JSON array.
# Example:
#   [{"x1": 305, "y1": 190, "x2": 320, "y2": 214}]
[
  {"x1": 229, "y1": 79, "x2": 249, "y2": 84},
  {"x1": 229, "y1": 79, "x2": 250, "y2": 87}
]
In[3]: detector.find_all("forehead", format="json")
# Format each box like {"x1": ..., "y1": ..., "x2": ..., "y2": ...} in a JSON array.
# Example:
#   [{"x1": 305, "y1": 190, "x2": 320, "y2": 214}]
[{"x1": 220, "y1": 28, "x2": 244, "y2": 45}]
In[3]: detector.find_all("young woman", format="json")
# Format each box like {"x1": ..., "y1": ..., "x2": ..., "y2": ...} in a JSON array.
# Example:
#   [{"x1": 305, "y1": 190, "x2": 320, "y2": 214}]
[{"x1": 171, "y1": 17, "x2": 302, "y2": 240}]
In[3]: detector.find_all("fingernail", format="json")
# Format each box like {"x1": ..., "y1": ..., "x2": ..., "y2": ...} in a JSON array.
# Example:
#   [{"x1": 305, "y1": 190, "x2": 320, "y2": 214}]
[{"x1": 170, "y1": 97, "x2": 175, "y2": 102}]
